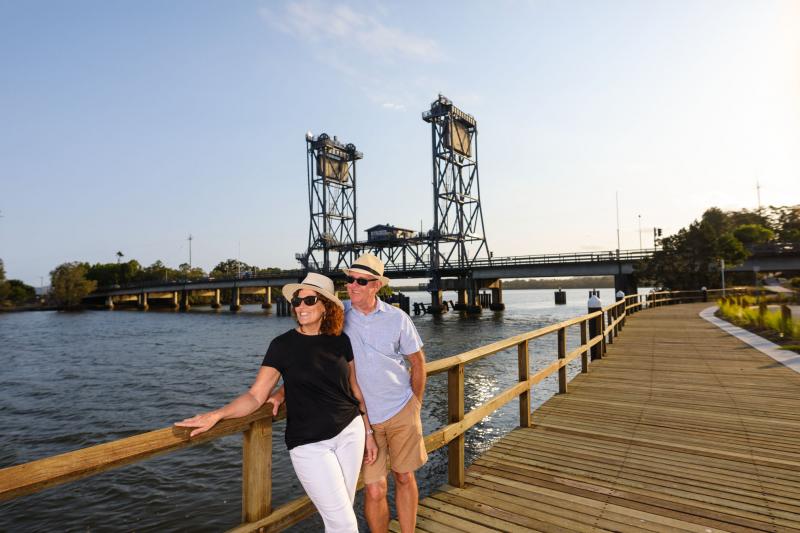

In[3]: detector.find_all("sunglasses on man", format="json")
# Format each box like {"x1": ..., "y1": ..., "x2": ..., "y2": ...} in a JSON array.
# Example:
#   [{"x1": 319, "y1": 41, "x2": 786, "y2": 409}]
[
  {"x1": 345, "y1": 275, "x2": 378, "y2": 286},
  {"x1": 290, "y1": 295, "x2": 320, "y2": 307}
]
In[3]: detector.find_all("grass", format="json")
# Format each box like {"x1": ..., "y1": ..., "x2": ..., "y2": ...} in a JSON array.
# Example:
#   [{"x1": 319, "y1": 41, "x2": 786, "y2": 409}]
[{"x1": 717, "y1": 297, "x2": 800, "y2": 353}]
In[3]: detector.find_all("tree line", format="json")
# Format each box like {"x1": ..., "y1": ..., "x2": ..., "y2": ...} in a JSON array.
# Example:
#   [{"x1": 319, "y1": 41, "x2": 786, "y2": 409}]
[
  {"x1": 636, "y1": 205, "x2": 800, "y2": 290},
  {"x1": 0, "y1": 258, "x2": 295, "y2": 310}
]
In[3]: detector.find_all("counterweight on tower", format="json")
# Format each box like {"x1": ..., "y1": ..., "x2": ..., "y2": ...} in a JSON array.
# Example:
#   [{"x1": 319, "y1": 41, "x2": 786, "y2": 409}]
[{"x1": 297, "y1": 132, "x2": 362, "y2": 273}]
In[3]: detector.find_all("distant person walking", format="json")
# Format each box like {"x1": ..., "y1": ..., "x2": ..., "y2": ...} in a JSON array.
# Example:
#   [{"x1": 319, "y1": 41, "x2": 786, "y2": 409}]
[{"x1": 176, "y1": 273, "x2": 377, "y2": 533}]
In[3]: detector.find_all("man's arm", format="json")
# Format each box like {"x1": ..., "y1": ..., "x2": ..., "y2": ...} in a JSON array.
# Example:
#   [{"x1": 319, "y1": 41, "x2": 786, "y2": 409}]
[{"x1": 406, "y1": 349, "x2": 426, "y2": 402}]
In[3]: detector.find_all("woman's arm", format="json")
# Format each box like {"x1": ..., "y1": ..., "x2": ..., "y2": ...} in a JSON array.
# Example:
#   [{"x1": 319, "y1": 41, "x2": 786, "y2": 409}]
[
  {"x1": 349, "y1": 361, "x2": 377, "y2": 465},
  {"x1": 175, "y1": 365, "x2": 281, "y2": 437}
]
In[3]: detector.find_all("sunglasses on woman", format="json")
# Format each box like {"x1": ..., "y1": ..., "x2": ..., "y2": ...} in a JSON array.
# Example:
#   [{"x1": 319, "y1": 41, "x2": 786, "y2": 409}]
[
  {"x1": 345, "y1": 275, "x2": 377, "y2": 286},
  {"x1": 291, "y1": 295, "x2": 320, "y2": 307}
]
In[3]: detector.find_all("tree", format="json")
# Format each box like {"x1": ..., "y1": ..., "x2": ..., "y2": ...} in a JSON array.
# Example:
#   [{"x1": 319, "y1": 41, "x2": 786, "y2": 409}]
[
  {"x1": 178, "y1": 263, "x2": 206, "y2": 281},
  {"x1": 6, "y1": 280, "x2": 35, "y2": 304},
  {"x1": 210, "y1": 259, "x2": 252, "y2": 278},
  {"x1": 637, "y1": 208, "x2": 749, "y2": 289},
  {"x1": 50, "y1": 262, "x2": 97, "y2": 309},
  {"x1": 0, "y1": 259, "x2": 9, "y2": 304},
  {"x1": 732, "y1": 224, "x2": 774, "y2": 245}
]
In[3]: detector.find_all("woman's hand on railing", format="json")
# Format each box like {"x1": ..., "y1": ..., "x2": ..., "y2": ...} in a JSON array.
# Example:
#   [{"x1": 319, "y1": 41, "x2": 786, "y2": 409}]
[
  {"x1": 175, "y1": 411, "x2": 223, "y2": 437},
  {"x1": 364, "y1": 433, "x2": 378, "y2": 465},
  {"x1": 267, "y1": 386, "x2": 285, "y2": 416}
]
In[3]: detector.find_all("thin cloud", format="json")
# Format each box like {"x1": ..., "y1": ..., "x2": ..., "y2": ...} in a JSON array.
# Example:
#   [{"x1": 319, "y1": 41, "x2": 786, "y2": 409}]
[
  {"x1": 381, "y1": 102, "x2": 406, "y2": 111},
  {"x1": 260, "y1": 2, "x2": 445, "y2": 63}
]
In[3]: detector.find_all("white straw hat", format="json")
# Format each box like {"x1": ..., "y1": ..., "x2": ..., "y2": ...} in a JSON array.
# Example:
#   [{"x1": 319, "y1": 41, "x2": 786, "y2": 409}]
[
  {"x1": 342, "y1": 253, "x2": 390, "y2": 287},
  {"x1": 281, "y1": 272, "x2": 344, "y2": 309}
]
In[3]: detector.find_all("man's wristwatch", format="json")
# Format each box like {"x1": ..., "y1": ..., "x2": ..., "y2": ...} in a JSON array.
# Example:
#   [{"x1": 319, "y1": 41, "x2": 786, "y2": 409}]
[{"x1": 366, "y1": 428, "x2": 374, "y2": 435}]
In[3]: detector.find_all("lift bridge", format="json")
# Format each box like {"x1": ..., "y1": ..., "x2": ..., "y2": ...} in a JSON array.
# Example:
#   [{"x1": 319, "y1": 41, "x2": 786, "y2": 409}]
[{"x1": 296, "y1": 95, "x2": 635, "y2": 313}]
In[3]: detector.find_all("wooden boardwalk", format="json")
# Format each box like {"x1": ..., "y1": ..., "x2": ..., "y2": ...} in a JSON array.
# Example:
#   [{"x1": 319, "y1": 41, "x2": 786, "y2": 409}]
[{"x1": 402, "y1": 303, "x2": 800, "y2": 532}]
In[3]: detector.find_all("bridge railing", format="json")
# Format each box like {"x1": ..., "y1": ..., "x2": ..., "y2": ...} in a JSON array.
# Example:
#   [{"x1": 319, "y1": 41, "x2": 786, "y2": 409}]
[{"x1": 0, "y1": 290, "x2": 716, "y2": 532}]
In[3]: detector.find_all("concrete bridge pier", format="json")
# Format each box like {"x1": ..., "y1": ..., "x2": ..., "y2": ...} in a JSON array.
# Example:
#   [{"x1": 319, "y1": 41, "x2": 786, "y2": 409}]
[
  {"x1": 138, "y1": 292, "x2": 148, "y2": 311},
  {"x1": 614, "y1": 274, "x2": 638, "y2": 297},
  {"x1": 230, "y1": 287, "x2": 241, "y2": 312},
  {"x1": 179, "y1": 290, "x2": 191, "y2": 312},
  {"x1": 453, "y1": 288, "x2": 468, "y2": 311},
  {"x1": 104, "y1": 296, "x2": 114, "y2": 310},
  {"x1": 429, "y1": 289, "x2": 446, "y2": 314},
  {"x1": 211, "y1": 289, "x2": 221, "y2": 309},
  {"x1": 466, "y1": 283, "x2": 482, "y2": 315},
  {"x1": 261, "y1": 287, "x2": 272, "y2": 309},
  {"x1": 170, "y1": 291, "x2": 179, "y2": 310},
  {"x1": 490, "y1": 280, "x2": 505, "y2": 311}
]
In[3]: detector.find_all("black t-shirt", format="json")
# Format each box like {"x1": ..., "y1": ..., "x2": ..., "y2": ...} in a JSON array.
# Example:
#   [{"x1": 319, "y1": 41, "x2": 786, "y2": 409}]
[{"x1": 262, "y1": 329, "x2": 361, "y2": 449}]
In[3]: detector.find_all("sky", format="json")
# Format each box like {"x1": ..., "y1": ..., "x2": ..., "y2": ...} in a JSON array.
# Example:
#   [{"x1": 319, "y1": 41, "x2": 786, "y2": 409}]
[{"x1": 1, "y1": 0, "x2": 798, "y2": 287}]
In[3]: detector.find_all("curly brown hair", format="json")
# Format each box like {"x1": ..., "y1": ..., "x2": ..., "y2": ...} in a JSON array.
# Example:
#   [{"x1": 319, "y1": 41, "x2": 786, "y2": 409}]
[{"x1": 291, "y1": 290, "x2": 344, "y2": 336}]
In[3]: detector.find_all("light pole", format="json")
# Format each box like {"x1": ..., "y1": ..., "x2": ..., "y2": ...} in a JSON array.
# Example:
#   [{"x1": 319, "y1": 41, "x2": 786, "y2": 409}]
[
  {"x1": 720, "y1": 258, "x2": 726, "y2": 296},
  {"x1": 187, "y1": 234, "x2": 193, "y2": 270},
  {"x1": 638, "y1": 214, "x2": 642, "y2": 249}
]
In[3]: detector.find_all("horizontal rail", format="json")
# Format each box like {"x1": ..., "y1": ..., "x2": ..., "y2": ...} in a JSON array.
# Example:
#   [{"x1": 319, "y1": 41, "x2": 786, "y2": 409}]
[
  {"x1": 0, "y1": 403, "x2": 285, "y2": 502},
  {"x1": 426, "y1": 310, "x2": 603, "y2": 375}
]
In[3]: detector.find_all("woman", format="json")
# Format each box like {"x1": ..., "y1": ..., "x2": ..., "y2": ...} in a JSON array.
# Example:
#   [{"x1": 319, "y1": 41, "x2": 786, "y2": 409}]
[{"x1": 176, "y1": 273, "x2": 377, "y2": 533}]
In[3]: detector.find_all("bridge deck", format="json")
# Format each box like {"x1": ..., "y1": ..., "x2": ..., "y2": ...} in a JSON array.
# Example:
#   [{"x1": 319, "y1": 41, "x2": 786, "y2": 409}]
[{"x1": 398, "y1": 303, "x2": 800, "y2": 532}]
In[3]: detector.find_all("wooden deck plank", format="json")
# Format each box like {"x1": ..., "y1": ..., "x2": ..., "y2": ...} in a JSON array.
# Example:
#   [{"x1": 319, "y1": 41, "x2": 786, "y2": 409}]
[{"x1": 414, "y1": 303, "x2": 800, "y2": 532}]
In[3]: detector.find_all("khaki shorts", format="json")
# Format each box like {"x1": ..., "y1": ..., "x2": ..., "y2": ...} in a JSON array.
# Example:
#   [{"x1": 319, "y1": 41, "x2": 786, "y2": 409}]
[{"x1": 363, "y1": 396, "x2": 428, "y2": 484}]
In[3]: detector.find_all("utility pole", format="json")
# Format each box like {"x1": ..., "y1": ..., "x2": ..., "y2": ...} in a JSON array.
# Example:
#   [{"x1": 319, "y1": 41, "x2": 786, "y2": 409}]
[
  {"x1": 638, "y1": 214, "x2": 642, "y2": 249},
  {"x1": 756, "y1": 181, "x2": 762, "y2": 214},
  {"x1": 187, "y1": 234, "x2": 193, "y2": 270},
  {"x1": 615, "y1": 191, "x2": 621, "y2": 252}
]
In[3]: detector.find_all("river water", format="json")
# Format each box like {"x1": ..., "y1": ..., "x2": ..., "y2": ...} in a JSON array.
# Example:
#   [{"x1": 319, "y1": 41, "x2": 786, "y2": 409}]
[{"x1": 0, "y1": 288, "x2": 624, "y2": 532}]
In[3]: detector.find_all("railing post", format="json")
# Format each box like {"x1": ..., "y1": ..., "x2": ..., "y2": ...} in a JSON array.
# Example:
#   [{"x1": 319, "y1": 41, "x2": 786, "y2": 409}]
[
  {"x1": 588, "y1": 294, "x2": 603, "y2": 361},
  {"x1": 242, "y1": 417, "x2": 272, "y2": 523},
  {"x1": 518, "y1": 340, "x2": 531, "y2": 427},
  {"x1": 580, "y1": 319, "x2": 588, "y2": 373},
  {"x1": 600, "y1": 311, "x2": 607, "y2": 355},
  {"x1": 448, "y1": 364, "x2": 465, "y2": 488},
  {"x1": 557, "y1": 327, "x2": 567, "y2": 394},
  {"x1": 606, "y1": 309, "x2": 614, "y2": 344}
]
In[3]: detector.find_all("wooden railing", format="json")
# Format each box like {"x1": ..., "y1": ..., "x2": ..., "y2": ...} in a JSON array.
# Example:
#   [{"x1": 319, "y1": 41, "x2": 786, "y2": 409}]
[{"x1": 0, "y1": 289, "x2": 730, "y2": 532}]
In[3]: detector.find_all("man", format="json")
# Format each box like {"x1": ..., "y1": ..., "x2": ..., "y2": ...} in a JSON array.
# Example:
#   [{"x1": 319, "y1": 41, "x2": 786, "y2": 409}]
[
  {"x1": 269, "y1": 254, "x2": 426, "y2": 531},
  {"x1": 341, "y1": 253, "x2": 427, "y2": 533}
]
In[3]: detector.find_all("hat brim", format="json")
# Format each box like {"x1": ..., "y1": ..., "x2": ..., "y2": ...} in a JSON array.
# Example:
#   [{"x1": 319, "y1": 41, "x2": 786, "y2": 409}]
[
  {"x1": 341, "y1": 267, "x2": 390, "y2": 287},
  {"x1": 282, "y1": 283, "x2": 344, "y2": 309}
]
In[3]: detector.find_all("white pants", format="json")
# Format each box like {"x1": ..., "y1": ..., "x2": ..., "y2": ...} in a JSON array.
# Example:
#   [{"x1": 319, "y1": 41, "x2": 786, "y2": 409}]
[{"x1": 289, "y1": 415, "x2": 365, "y2": 533}]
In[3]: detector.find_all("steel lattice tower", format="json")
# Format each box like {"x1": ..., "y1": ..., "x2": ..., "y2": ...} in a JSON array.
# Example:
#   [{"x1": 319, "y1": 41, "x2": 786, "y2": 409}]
[
  {"x1": 422, "y1": 95, "x2": 491, "y2": 274},
  {"x1": 298, "y1": 132, "x2": 362, "y2": 273}
]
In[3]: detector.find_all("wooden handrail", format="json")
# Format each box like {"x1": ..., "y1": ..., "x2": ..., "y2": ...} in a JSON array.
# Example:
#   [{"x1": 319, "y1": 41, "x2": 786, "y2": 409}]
[{"x1": 1, "y1": 288, "x2": 727, "y2": 532}]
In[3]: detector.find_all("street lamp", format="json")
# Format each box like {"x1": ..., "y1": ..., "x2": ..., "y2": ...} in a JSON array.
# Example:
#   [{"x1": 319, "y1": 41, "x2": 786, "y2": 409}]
[{"x1": 638, "y1": 214, "x2": 642, "y2": 249}]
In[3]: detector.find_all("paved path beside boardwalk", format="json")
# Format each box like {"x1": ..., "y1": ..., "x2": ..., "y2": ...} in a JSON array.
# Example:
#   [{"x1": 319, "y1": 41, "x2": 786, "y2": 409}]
[{"x1": 394, "y1": 303, "x2": 800, "y2": 532}]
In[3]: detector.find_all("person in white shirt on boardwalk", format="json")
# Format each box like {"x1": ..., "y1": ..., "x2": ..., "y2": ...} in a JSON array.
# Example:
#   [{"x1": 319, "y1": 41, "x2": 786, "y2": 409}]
[{"x1": 341, "y1": 254, "x2": 427, "y2": 533}]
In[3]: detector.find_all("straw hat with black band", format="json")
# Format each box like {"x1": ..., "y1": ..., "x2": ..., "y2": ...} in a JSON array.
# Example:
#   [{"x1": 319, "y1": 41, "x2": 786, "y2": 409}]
[
  {"x1": 342, "y1": 253, "x2": 390, "y2": 287},
  {"x1": 281, "y1": 272, "x2": 344, "y2": 310}
]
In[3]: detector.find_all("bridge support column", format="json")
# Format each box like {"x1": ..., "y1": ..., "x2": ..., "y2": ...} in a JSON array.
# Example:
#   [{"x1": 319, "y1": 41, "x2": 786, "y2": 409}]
[
  {"x1": 490, "y1": 280, "x2": 505, "y2": 311},
  {"x1": 211, "y1": 289, "x2": 221, "y2": 309},
  {"x1": 138, "y1": 292, "x2": 148, "y2": 311},
  {"x1": 429, "y1": 290, "x2": 445, "y2": 314},
  {"x1": 230, "y1": 287, "x2": 241, "y2": 312},
  {"x1": 262, "y1": 286, "x2": 272, "y2": 309},
  {"x1": 104, "y1": 296, "x2": 114, "y2": 310},
  {"x1": 466, "y1": 281, "x2": 482, "y2": 315},
  {"x1": 171, "y1": 291, "x2": 179, "y2": 310},
  {"x1": 453, "y1": 289, "x2": 468, "y2": 311},
  {"x1": 614, "y1": 274, "x2": 638, "y2": 297},
  {"x1": 180, "y1": 290, "x2": 191, "y2": 312}
]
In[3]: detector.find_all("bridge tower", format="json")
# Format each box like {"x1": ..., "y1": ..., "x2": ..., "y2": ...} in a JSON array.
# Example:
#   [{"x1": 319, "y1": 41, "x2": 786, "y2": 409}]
[
  {"x1": 298, "y1": 132, "x2": 363, "y2": 273},
  {"x1": 422, "y1": 95, "x2": 491, "y2": 311}
]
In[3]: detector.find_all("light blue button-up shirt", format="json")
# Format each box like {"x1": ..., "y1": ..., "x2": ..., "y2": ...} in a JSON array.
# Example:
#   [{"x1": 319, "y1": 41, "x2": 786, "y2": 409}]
[{"x1": 344, "y1": 299, "x2": 423, "y2": 424}]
